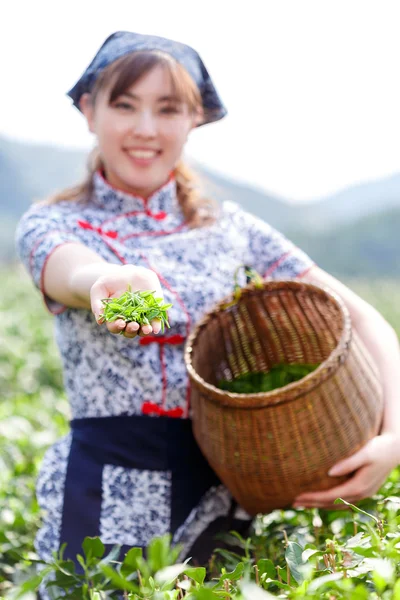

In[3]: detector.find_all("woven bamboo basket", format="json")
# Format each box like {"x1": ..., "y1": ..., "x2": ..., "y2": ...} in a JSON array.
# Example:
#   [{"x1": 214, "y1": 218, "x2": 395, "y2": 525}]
[{"x1": 184, "y1": 279, "x2": 383, "y2": 515}]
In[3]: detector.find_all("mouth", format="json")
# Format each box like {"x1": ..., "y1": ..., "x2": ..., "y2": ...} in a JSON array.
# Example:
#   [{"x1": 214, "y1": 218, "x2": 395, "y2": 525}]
[{"x1": 124, "y1": 148, "x2": 162, "y2": 166}]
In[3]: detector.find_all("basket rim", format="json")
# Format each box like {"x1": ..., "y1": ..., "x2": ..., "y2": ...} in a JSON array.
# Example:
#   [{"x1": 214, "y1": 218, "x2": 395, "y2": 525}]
[{"x1": 184, "y1": 279, "x2": 352, "y2": 408}]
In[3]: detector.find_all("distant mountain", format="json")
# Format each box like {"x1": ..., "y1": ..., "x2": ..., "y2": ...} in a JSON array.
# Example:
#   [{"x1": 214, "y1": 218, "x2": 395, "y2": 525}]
[
  {"x1": 192, "y1": 161, "x2": 400, "y2": 233},
  {"x1": 296, "y1": 173, "x2": 400, "y2": 232},
  {"x1": 1, "y1": 135, "x2": 399, "y2": 276},
  {"x1": 0, "y1": 142, "x2": 32, "y2": 215},
  {"x1": 288, "y1": 207, "x2": 400, "y2": 277},
  {"x1": 0, "y1": 136, "x2": 86, "y2": 204}
]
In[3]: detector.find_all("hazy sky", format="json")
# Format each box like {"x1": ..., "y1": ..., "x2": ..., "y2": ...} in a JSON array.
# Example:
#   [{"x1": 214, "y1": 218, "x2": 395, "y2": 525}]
[{"x1": 2, "y1": 0, "x2": 400, "y2": 202}]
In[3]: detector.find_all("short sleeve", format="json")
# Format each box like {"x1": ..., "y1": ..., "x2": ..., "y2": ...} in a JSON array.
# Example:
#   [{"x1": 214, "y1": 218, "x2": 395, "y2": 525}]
[
  {"x1": 225, "y1": 202, "x2": 315, "y2": 279},
  {"x1": 15, "y1": 203, "x2": 82, "y2": 315}
]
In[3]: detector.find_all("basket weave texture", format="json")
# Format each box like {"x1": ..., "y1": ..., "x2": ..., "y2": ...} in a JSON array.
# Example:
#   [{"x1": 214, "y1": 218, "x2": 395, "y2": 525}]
[{"x1": 184, "y1": 280, "x2": 383, "y2": 515}]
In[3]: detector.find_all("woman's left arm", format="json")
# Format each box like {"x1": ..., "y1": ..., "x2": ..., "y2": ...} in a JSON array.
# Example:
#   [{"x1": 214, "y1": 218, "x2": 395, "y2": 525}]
[{"x1": 292, "y1": 266, "x2": 400, "y2": 508}]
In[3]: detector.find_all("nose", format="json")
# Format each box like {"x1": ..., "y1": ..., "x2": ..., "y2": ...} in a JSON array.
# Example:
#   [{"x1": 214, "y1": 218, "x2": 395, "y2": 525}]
[{"x1": 133, "y1": 109, "x2": 157, "y2": 138}]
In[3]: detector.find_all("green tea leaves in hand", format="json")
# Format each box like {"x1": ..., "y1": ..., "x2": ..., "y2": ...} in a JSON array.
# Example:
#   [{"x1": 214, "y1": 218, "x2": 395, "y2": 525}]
[{"x1": 101, "y1": 286, "x2": 172, "y2": 333}]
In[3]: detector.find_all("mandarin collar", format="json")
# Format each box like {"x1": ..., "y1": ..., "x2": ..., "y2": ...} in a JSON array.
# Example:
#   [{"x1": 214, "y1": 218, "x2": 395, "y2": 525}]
[{"x1": 90, "y1": 170, "x2": 179, "y2": 216}]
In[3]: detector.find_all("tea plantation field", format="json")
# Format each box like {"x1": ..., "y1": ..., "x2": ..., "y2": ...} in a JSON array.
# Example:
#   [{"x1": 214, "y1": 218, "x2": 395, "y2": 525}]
[{"x1": 2, "y1": 266, "x2": 400, "y2": 599}]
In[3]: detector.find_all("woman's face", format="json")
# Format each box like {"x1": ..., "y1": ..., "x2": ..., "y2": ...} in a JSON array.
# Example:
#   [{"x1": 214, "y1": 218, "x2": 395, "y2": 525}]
[{"x1": 81, "y1": 65, "x2": 200, "y2": 198}]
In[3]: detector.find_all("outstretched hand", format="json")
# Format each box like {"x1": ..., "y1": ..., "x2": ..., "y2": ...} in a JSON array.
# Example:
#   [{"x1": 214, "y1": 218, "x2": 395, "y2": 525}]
[
  {"x1": 292, "y1": 433, "x2": 400, "y2": 509},
  {"x1": 90, "y1": 264, "x2": 163, "y2": 339}
]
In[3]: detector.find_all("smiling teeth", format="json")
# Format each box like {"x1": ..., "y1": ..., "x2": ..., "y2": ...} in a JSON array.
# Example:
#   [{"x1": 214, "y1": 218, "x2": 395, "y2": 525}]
[{"x1": 127, "y1": 150, "x2": 158, "y2": 159}]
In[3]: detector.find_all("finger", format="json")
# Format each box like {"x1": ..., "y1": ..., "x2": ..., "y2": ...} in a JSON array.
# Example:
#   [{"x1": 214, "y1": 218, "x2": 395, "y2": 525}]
[
  {"x1": 107, "y1": 319, "x2": 126, "y2": 335},
  {"x1": 123, "y1": 330, "x2": 138, "y2": 339},
  {"x1": 140, "y1": 324, "x2": 153, "y2": 335},
  {"x1": 293, "y1": 471, "x2": 368, "y2": 507},
  {"x1": 91, "y1": 297, "x2": 105, "y2": 323},
  {"x1": 328, "y1": 448, "x2": 369, "y2": 477},
  {"x1": 95, "y1": 312, "x2": 105, "y2": 325},
  {"x1": 125, "y1": 322, "x2": 140, "y2": 335},
  {"x1": 90, "y1": 281, "x2": 109, "y2": 322},
  {"x1": 151, "y1": 319, "x2": 162, "y2": 335},
  {"x1": 123, "y1": 321, "x2": 139, "y2": 339}
]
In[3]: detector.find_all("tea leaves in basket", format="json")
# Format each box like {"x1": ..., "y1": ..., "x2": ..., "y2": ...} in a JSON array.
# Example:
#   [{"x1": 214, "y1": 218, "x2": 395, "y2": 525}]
[{"x1": 218, "y1": 363, "x2": 319, "y2": 394}]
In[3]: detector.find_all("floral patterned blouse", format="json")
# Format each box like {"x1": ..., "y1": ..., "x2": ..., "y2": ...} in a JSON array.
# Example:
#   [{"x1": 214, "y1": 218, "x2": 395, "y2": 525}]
[{"x1": 15, "y1": 170, "x2": 315, "y2": 573}]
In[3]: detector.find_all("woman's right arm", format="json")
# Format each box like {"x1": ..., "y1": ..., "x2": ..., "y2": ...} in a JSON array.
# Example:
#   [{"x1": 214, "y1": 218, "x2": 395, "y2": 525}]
[
  {"x1": 16, "y1": 205, "x2": 162, "y2": 337},
  {"x1": 43, "y1": 242, "x2": 163, "y2": 337},
  {"x1": 42, "y1": 242, "x2": 114, "y2": 310}
]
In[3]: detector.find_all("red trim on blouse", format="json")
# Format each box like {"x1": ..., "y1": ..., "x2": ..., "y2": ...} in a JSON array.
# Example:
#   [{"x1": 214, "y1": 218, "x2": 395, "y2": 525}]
[
  {"x1": 101, "y1": 208, "x2": 168, "y2": 226},
  {"x1": 139, "y1": 335, "x2": 186, "y2": 409},
  {"x1": 295, "y1": 264, "x2": 316, "y2": 279},
  {"x1": 160, "y1": 345, "x2": 168, "y2": 409},
  {"x1": 139, "y1": 334, "x2": 185, "y2": 346},
  {"x1": 138, "y1": 253, "x2": 192, "y2": 419},
  {"x1": 146, "y1": 209, "x2": 167, "y2": 220},
  {"x1": 77, "y1": 220, "x2": 119, "y2": 239},
  {"x1": 99, "y1": 236, "x2": 128, "y2": 264},
  {"x1": 120, "y1": 222, "x2": 187, "y2": 242},
  {"x1": 141, "y1": 402, "x2": 184, "y2": 418},
  {"x1": 29, "y1": 231, "x2": 79, "y2": 316},
  {"x1": 29, "y1": 229, "x2": 76, "y2": 275},
  {"x1": 38, "y1": 241, "x2": 79, "y2": 316},
  {"x1": 101, "y1": 210, "x2": 144, "y2": 225},
  {"x1": 40, "y1": 245, "x2": 69, "y2": 315},
  {"x1": 263, "y1": 250, "x2": 293, "y2": 278}
]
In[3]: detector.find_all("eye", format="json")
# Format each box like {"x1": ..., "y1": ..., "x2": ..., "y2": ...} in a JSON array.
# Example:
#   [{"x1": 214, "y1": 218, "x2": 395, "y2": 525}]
[
  {"x1": 114, "y1": 102, "x2": 135, "y2": 110},
  {"x1": 160, "y1": 106, "x2": 180, "y2": 114}
]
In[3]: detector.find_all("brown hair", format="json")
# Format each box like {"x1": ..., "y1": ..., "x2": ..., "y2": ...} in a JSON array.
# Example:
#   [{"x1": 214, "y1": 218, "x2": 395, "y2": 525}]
[{"x1": 45, "y1": 51, "x2": 218, "y2": 227}]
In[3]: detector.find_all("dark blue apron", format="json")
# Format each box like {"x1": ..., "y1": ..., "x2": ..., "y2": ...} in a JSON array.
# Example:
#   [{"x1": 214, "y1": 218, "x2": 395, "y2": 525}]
[{"x1": 59, "y1": 414, "x2": 222, "y2": 564}]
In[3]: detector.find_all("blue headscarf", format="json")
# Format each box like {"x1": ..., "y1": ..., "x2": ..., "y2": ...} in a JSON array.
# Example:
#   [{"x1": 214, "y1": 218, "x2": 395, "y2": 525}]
[{"x1": 67, "y1": 31, "x2": 227, "y2": 127}]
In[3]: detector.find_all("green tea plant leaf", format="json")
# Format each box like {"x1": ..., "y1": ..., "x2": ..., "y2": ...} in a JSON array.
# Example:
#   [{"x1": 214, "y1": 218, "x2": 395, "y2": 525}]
[
  {"x1": 120, "y1": 546, "x2": 143, "y2": 576},
  {"x1": 147, "y1": 535, "x2": 182, "y2": 573},
  {"x1": 82, "y1": 537, "x2": 105, "y2": 561},
  {"x1": 218, "y1": 561, "x2": 245, "y2": 581},
  {"x1": 99, "y1": 565, "x2": 138, "y2": 593},
  {"x1": 218, "y1": 364, "x2": 319, "y2": 394},
  {"x1": 184, "y1": 566, "x2": 206, "y2": 585},
  {"x1": 334, "y1": 498, "x2": 381, "y2": 524},
  {"x1": 155, "y1": 561, "x2": 190, "y2": 585},
  {"x1": 284, "y1": 541, "x2": 307, "y2": 584},
  {"x1": 257, "y1": 558, "x2": 276, "y2": 580},
  {"x1": 241, "y1": 581, "x2": 277, "y2": 599},
  {"x1": 101, "y1": 287, "x2": 172, "y2": 333},
  {"x1": 307, "y1": 572, "x2": 344, "y2": 592}
]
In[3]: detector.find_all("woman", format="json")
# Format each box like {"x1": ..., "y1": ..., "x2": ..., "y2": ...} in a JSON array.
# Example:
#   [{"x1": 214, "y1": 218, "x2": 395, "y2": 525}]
[{"x1": 16, "y1": 30, "x2": 400, "y2": 581}]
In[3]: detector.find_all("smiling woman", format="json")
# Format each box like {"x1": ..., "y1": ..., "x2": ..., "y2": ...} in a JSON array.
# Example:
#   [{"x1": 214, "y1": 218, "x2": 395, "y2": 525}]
[
  {"x1": 79, "y1": 53, "x2": 204, "y2": 199},
  {"x1": 14, "y1": 29, "x2": 400, "y2": 600},
  {"x1": 46, "y1": 49, "x2": 216, "y2": 228}
]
